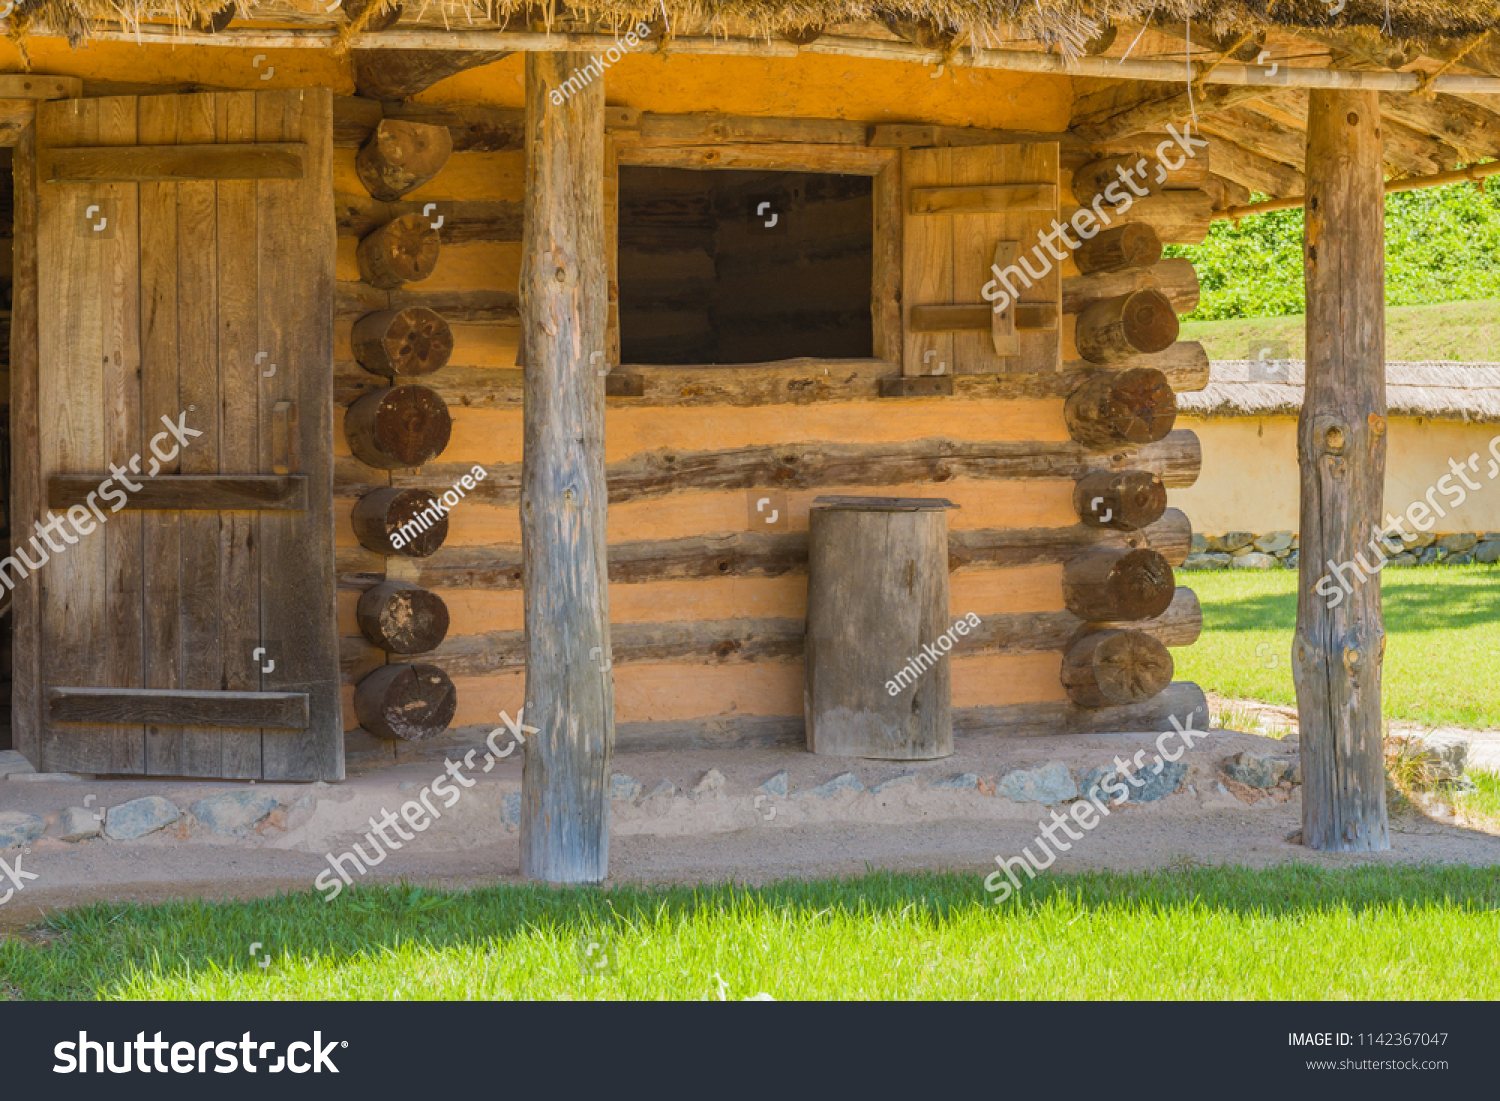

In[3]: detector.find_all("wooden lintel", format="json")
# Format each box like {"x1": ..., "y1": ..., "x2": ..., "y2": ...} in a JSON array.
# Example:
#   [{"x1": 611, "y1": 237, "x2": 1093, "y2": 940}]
[
  {"x1": 44, "y1": 142, "x2": 307, "y2": 182},
  {"x1": 618, "y1": 142, "x2": 895, "y2": 176},
  {"x1": 605, "y1": 106, "x2": 643, "y2": 131},
  {"x1": 879, "y1": 376, "x2": 955, "y2": 397},
  {"x1": 868, "y1": 123, "x2": 941, "y2": 148},
  {"x1": 604, "y1": 373, "x2": 646, "y2": 397},
  {"x1": 910, "y1": 303, "x2": 1059, "y2": 333},
  {"x1": 48, "y1": 475, "x2": 309, "y2": 511},
  {"x1": 0, "y1": 75, "x2": 83, "y2": 100},
  {"x1": 909, "y1": 183, "x2": 1058, "y2": 215},
  {"x1": 48, "y1": 688, "x2": 311, "y2": 730}
]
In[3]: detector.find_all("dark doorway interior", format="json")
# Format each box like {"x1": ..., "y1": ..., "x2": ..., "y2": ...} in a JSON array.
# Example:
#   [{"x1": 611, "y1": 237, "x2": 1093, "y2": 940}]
[{"x1": 618, "y1": 166, "x2": 873, "y2": 365}]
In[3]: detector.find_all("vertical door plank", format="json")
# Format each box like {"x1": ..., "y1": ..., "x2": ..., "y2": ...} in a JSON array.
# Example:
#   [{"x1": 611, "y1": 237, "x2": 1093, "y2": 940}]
[
  {"x1": 258, "y1": 88, "x2": 343, "y2": 780},
  {"x1": 948, "y1": 143, "x2": 1061, "y2": 375},
  {"x1": 36, "y1": 98, "x2": 125, "y2": 773},
  {"x1": 98, "y1": 95, "x2": 146, "y2": 767},
  {"x1": 1013, "y1": 142, "x2": 1061, "y2": 374},
  {"x1": 870, "y1": 155, "x2": 902, "y2": 367},
  {"x1": 175, "y1": 93, "x2": 224, "y2": 776},
  {"x1": 11, "y1": 120, "x2": 43, "y2": 765},
  {"x1": 138, "y1": 94, "x2": 185, "y2": 775},
  {"x1": 216, "y1": 91, "x2": 264, "y2": 779},
  {"x1": 950, "y1": 144, "x2": 1012, "y2": 375},
  {"x1": 901, "y1": 147, "x2": 952, "y2": 378}
]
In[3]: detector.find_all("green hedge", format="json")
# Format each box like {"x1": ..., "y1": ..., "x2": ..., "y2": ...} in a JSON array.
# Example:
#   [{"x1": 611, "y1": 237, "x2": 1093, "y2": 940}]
[{"x1": 1166, "y1": 176, "x2": 1500, "y2": 320}]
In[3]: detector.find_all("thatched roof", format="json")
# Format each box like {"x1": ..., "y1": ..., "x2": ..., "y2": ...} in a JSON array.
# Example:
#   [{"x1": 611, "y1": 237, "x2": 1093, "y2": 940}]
[
  {"x1": 10, "y1": 0, "x2": 1500, "y2": 48},
  {"x1": 1179, "y1": 360, "x2": 1500, "y2": 424},
  {"x1": 10, "y1": 0, "x2": 1500, "y2": 220}
]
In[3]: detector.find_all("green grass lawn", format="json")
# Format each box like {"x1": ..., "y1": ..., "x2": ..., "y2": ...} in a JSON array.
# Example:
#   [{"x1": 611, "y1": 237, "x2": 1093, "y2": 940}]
[
  {"x1": 1175, "y1": 566, "x2": 1500, "y2": 729},
  {"x1": 6, "y1": 573, "x2": 1498, "y2": 1003},
  {"x1": 4, "y1": 867, "x2": 1500, "y2": 1000},
  {"x1": 1179, "y1": 297, "x2": 1500, "y2": 362}
]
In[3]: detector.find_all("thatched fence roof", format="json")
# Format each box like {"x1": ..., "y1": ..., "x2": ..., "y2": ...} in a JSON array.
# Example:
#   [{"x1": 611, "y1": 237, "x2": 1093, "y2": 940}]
[
  {"x1": 1178, "y1": 360, "x2": 1500, "y2": 424},
  {"x1": 9, "y1": 0, "x2": 1500, "y2": 48}
]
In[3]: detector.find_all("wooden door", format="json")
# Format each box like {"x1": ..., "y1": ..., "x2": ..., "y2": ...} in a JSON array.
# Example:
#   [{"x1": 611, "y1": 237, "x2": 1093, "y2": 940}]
[
  {"x1": 24, "y1": 90, "x2": 341, "y2": 780},
  {"x1": 902, "y1": 143, "x2": 1062, "y2": 376}
]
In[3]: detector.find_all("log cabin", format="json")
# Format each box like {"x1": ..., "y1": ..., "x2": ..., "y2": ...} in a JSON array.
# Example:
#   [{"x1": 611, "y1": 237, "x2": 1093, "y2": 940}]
[{"x1": 1, "y1": 0, "x2": 1497, "y2": 876}]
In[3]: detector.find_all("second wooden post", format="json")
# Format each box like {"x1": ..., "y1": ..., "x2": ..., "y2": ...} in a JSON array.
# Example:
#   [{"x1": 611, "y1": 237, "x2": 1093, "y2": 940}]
[
  {"x1": 1296, "y1": 88, "x2": 1389, "y2": 852},
  {"x1": 519, "y1": 52, "x2": 614, "y2": 882}
]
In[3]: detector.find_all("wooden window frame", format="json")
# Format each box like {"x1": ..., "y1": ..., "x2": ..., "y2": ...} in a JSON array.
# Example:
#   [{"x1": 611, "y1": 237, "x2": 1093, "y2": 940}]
[{"x1": 607, "y1": 139, "x2": 903, "y2": 373}]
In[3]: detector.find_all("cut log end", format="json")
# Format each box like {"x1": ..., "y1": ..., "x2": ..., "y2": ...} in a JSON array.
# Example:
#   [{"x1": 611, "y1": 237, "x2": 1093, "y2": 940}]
[
  {"x1": 351, "y1": 307, "x2": 454, "y2": 377},
  {"x1": 355, "y1": 662, "x2": 457, "y2": 741},
  {"x1": 1065, "y1": 366, "x2": 1178, "y2": 449},
  {"x1": 356, "y1": 213, "x2": 442, "y2": 289},
  {"x1": 345, "y1": 384, "x2": 453, "y2": 469},
  {"x1": 1063, "y1": 629, "x2": 1174, "y2": 708},
  {"x1": 1075, "y1": 289, "x2": 1180, "y2": 365},
  {"x1": 1063, "y1": 547, "x2": 1176, "y2": 621},
  {"x1": 351, "y1": 487, "x2": 450, "y2": 557},
  {"x1": 357, "y1": 579, "x2": 451, "y2": 654},
  {"x1": 355, "y1": 118, "x2": 453, "y2": 201},
  {"x1": 191, "y1": 2, "x2": 236, "y2": 33},
  {"x1": 1074, "y1": 223, "x2": 1163, "y2": 275},
  {"x1": 1073, "y1": 470, "x2": 1168, "y2": 531},
  {"x1": 344, "y1": 0, "x2": 404, "y2": 32}
]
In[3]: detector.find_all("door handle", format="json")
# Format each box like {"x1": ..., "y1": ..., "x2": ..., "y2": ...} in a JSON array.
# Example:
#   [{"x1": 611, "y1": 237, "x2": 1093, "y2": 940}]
[{"x1": 272, "y1": 400, "x2": 296, "y2": 475}]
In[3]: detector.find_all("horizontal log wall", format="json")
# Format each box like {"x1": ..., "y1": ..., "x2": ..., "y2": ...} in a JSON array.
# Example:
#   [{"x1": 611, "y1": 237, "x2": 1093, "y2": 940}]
[{"x1": 330, "y1": 105, "x2": 1206, "y2": 760}]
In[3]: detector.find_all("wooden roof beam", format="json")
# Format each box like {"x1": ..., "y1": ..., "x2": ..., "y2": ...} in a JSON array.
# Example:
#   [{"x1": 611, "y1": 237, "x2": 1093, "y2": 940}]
[
  {"x1": 1072, "y1": 83, "x2": 1271, "y2": 142},
  {"x1": 1375, "y1": 91, "x2": 1500, "y2": 160},
  {"x1": 1198, "y1": 137, "x2": 1304, "y2": 199},
  {"x1": 1261, "y1": 89, "x2": 1468, "y2": 178},
  {"x1": 352, "y1": 49, "x2": 512, "y2": 100},
  {"x1": 1194, "y1": 105, "x2": 1306, "y2": 169},
  {"x1": 1217, "y1": 157, "x2": 1500, "y2": 220}
]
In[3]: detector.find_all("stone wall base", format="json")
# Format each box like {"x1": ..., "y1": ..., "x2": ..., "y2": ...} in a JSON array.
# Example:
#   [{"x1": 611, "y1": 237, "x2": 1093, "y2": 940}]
[{"x1": 1183, "y1": 531, "x2": 1500, "y2": 570}]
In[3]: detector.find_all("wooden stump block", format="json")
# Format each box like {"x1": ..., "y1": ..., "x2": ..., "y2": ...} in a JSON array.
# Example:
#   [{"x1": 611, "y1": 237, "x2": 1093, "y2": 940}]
[
  {"x1": 352, "y1": 307, "x2": 454, "y2": 377},
  {"x1": 805, "y1": 503, "x2": 953, "y2": 760},
  {"x1": 1073, "y1": 470, "x2": 1168, "y2": 531},
  {"x1": 356, "y1": 213, "x2": 440, "y2": 289},
  {"x1": 1064, "y1": 547, "x2": 1175, "y2": 621},
  {"x1": 1062, "y1": 629, "x2": 1173, "y2": 708},
  {"x1": 345, "y1": 384, "x2": 452, "y2": 469},
  {"x1": 1074, "y1": 223, "x2": 1163, "y2": 275},
  {"x1": 1075, "y1": 289, "x2": 1179, "y2": 364},
  {"x1": 355, "y1": 662, "x2": 456, "y2": 741},
  {"x1": 357, "y1": 579, "x2": 451, "y2": 654},
  {"x1": 351, "y1": 487, "x2": 449, "y2": 556},
  {"x1": 1065, "y1": 366, "x2": 1177, "y2": 449},
  {"x1": 356, "y1": 118, "x2": 453, "y2": 201}
]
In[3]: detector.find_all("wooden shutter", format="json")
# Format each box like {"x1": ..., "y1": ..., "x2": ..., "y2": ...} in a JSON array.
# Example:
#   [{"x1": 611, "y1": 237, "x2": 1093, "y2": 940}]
[
  {"x1": 25, "y1": 90, "x2": 341, "y2": 780},
  {"x1": 901, "y1": 143, "x2": 1061, "y2": 376}
]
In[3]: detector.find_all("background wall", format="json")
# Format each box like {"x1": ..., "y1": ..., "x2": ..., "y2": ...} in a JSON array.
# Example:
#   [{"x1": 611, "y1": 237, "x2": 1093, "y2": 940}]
[{"x1": 1175, "y1": 414, "x2": 1500, "y2": 534}]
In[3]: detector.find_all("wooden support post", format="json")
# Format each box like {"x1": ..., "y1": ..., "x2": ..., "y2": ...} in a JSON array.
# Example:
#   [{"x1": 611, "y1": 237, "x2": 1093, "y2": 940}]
[
  {"x1": 10, "y1": 121, "x2": 41, "y2": 765},
  {"x1": 519, "y1": 52, "x2": 614, "y2": 883},
  {"x1": 1296, "y1": 89, "x2": 1389, "y2": 853}
]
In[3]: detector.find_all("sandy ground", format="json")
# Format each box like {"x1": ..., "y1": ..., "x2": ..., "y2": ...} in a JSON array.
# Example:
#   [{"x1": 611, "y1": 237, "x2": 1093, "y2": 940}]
[{"x1": 2, "y1": 717, "x2": 1496, "y2": 929}]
